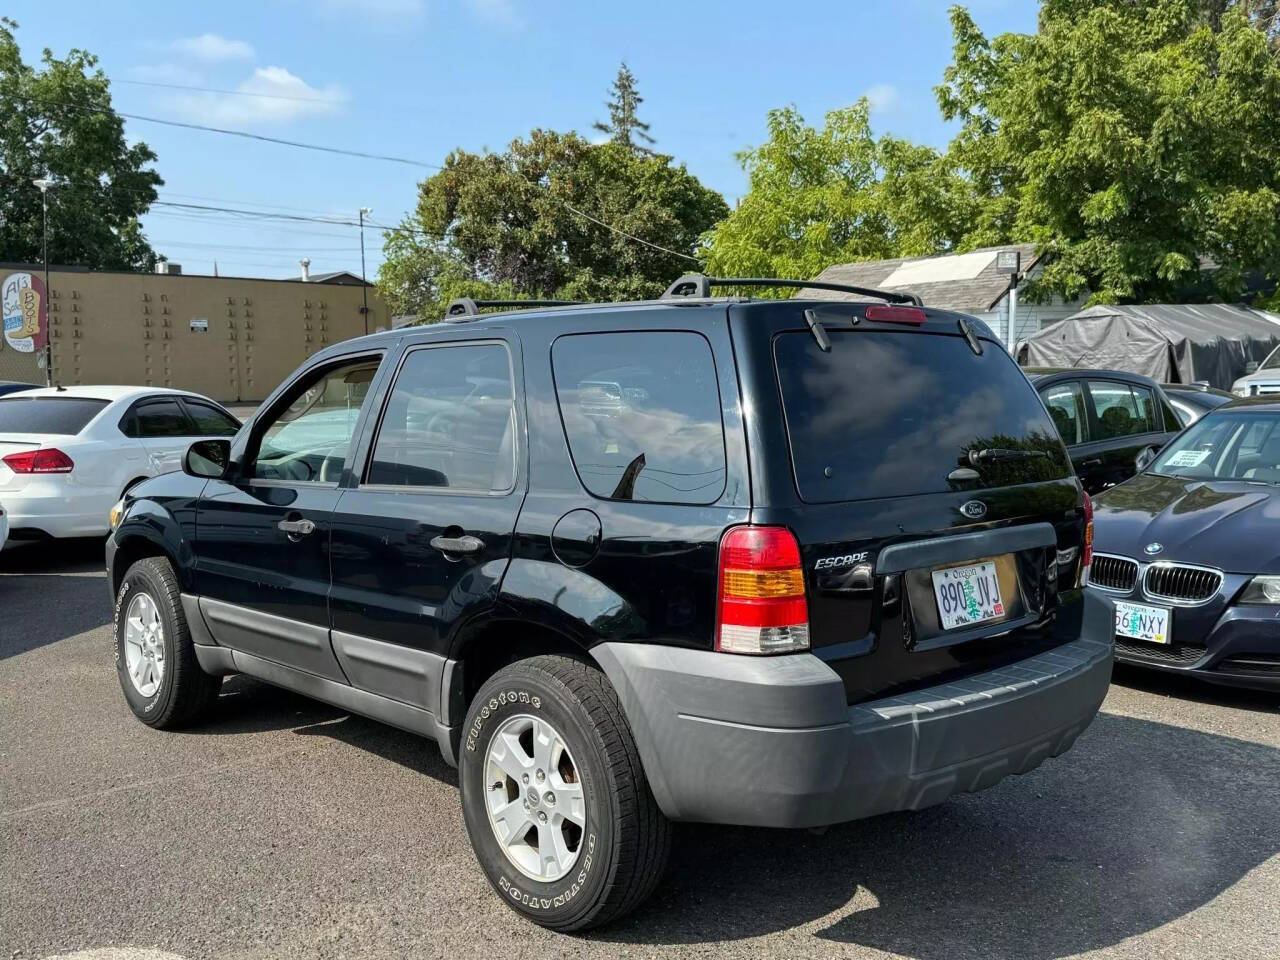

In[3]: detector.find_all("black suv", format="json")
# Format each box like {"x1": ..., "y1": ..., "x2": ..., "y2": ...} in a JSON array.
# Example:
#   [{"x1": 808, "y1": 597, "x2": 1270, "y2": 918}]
[{"x1": 106, "y1": 276, "x2": 1114, "y2": 930}]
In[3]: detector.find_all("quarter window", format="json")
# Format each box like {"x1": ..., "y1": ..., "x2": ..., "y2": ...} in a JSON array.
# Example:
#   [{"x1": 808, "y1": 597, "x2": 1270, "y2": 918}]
[
  {"x1": 366, "y1": 343, "x2": 516, "y2": 492},
  {"x1": 552, "y1": 331, "x2": 726, "y2": 504},
  {"x1": 252, "y1": 356, "x2": 380, "y2": 483}
]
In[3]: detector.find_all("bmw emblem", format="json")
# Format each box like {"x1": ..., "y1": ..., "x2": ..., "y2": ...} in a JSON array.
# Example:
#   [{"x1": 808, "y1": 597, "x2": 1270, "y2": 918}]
[
  {"x1": 960, "y1": 500, "x2": 988, "y2": 520},
  {"x1": 1144, "y1": 542, "x2": 1163, "y2": 556}
]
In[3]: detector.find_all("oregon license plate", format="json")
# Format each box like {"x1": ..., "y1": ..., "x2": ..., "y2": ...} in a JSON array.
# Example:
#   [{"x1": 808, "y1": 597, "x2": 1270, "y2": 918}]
[
  {"x1": 931, "y1": 561, "x2": 1005, "y2": 630},
  {"x1": 1114, "y1": 601, "x2": 1171, "y2": 645}
]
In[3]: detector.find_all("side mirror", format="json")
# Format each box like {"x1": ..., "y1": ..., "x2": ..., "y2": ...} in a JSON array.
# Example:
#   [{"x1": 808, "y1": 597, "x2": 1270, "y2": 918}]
[
  {"x1": 1135, "y1": 445, "x2": 1159, "y2": 473},
  {"x1": 1245, "y1": 361, "x2": 1260, "y2": 375},
  {"x1": 184, "y1": 439, "x2": 232, "y2": 479}
]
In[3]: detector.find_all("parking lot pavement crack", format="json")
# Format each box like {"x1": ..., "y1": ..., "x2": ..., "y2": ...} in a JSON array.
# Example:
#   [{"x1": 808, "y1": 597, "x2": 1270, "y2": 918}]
[{"x1": 0, "y1": 742, "x2": 316, "y2": 820}]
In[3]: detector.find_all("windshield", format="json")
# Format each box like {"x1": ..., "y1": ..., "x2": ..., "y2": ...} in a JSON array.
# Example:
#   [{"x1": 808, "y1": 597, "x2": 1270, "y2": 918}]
[
  {"x1": 774, "y1": 329, "x2": 1071, "y2": 503},
  {"x1": 1261, "y1": 345, "x2": 1280, "y2": 371},
  {"x1": 1149, "y1": 410, "x2": 1280, "y2": 483},
  {"x1": 0, "y1": 397, "x2": 109, "y2": 435}
]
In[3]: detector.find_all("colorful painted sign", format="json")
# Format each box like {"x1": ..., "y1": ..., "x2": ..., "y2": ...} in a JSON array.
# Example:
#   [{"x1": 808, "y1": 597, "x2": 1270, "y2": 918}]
[{"x1": 2, "y1": 272, "x2": 49, "y2": 353}]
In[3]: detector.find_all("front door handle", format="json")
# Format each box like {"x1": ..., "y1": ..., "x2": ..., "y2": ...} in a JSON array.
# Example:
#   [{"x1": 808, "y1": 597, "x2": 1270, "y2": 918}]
[
  {"x1": 430, "y1": 534, "x2": 484, "y2": 555},
  {"x1": 278, "y1": 518, "x2": 316, "y2": 538},
  {"x1": 1081, "y1": 458, "x2": 1102, "y2": 467}
]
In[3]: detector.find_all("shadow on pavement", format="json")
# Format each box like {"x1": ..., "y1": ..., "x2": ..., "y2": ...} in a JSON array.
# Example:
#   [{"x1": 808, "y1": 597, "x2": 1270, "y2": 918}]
[
  {"x1": 0, "y1": 573, "x2": 111, "y2": 660},
  {"x1": 0, "y1": 536, "x2": 106, "y2": 574},
  {"x1": 598, "y1": 711, "x2": 1279, "y2": 957},
  {"x1": 1112, "y1": 662, "x2": 1279, "y2": 713}
]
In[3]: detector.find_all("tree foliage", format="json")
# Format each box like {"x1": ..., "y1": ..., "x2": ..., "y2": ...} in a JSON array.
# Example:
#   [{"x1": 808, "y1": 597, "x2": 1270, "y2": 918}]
[
  {"x1": 0, "y1": 19, "x2": 162, "y2": 271},
  {"x1": 593, "y1": 62, "x2": 655, "y2": 154},
  {"x1": 377, "y1": 129, "x2": 727, "y2": 319},
  {"x1": 701, "y1": 100, "x2": 976, "y2": 287},
  {"x1": 938, "y1": 0, "x2": 1280, "y2": 304}
]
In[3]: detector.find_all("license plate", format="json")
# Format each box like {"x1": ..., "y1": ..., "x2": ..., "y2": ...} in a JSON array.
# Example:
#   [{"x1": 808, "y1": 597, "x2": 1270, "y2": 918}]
[
  {"x1": 1114, "y1": 601, "x2": 1171, "y2": 645},
  {"x1": 931, "y1": 561, "x2": 1005, "y2": 630}
]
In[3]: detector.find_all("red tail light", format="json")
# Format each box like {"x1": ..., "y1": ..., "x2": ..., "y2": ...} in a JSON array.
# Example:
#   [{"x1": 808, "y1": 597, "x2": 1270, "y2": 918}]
[
  {"x1": 716, "y1": 526, "x2": 810, "y2": 655},
  {"x1": 1081, "y1": 490, "x2": 1094, "y2": 582},
  {"x1": 864, "y1": 305, "x2": 927, "y2": 325},
  {"x1": 2, "y1": 448, "x2": 75, "y2": 474}
]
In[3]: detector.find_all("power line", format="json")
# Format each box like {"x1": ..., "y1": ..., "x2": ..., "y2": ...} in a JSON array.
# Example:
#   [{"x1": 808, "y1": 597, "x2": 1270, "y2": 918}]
[
  {"x1": 117, "y1": 78, "x2": 343, "y2": 105},
  {"x1": 16, "y1": 92, "x2": 705, "y2": 265}
]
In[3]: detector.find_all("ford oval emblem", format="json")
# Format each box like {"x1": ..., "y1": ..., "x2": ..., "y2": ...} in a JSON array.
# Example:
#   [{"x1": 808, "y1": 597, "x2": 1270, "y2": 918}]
[
  {"x1": 1144, "y1": 542, "x2": 1164, "y2": 556},
  {"x1": 960, "y1": 500, "x2": 987, "y2": 520}
]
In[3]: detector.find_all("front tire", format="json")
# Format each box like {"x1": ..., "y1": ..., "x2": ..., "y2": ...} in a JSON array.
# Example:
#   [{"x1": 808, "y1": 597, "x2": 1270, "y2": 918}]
[
  {"x1": 114, "y1": 556, "x2": 221, "y2": 728},
  {"x1": 459, "y1": 655, "x2": 670, "y2": 931}
]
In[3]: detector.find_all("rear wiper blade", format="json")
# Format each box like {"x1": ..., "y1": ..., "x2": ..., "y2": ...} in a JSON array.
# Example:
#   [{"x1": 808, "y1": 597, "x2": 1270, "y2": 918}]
[{"x1": 967, "y1": 447, "x2": 1049, "y2": 464}]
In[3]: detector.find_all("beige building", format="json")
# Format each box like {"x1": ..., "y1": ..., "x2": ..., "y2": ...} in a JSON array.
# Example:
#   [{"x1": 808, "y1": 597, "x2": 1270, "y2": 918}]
[{"x1": 0, "y1": 263, "x2": 386, "y2": 403}]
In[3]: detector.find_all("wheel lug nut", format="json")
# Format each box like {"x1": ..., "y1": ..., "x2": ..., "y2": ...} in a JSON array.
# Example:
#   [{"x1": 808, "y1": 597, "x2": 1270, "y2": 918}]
[
  {"x1": 537, "y1": 811, "x2": 547, "y2": 823},
  {"x1": 544, "y1": 792, "x2": 555, "y2": 805},
  {"x1": 536, "y1": 770, "x2": 545, "y2": 783},
  {"x1": 521, "y1": 773, "x2": 529, "y2": 784}
]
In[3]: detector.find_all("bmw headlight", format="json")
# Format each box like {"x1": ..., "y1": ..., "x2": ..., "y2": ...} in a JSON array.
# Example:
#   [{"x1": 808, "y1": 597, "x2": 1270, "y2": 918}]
[
  {"x1": 1239, "y1": 575, "x2": 1280, "y2": 604},
  {"x1": 108, "y1": 498, "x2": 127, "y2": 531}
]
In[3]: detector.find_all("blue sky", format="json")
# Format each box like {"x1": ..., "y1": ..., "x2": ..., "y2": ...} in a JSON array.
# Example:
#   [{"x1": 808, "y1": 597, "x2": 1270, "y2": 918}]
[{"x1": 9, "y1": 0, "x2": 1036, "y2": 279}]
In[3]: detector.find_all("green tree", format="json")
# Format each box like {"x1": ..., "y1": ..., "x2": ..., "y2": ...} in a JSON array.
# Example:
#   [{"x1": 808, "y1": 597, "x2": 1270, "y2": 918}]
[
  {"x1": 701, "y1": 100, "x2": 976, "y2": 287},
  {"x1": 592, "y1": 62, "x2": 656, "y2": 154},
  {"x1": 0, "y1": 18, "x2": 162, "y2": 271},
  {"x1": 377, "y1": 129, "x2": 727, "y2": 319},
  {"x1": 938, "y1": 1, "x2": 1280, "y2": 305}
]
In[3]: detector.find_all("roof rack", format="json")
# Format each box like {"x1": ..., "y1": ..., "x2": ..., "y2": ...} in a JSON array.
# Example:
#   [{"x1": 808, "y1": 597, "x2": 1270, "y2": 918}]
[
  {"x1": 660, "y1": 274, "x2": 923, "y2": 307},
  {"x1": 444, "y1": 297, "x2": 583, "y2": 318}
]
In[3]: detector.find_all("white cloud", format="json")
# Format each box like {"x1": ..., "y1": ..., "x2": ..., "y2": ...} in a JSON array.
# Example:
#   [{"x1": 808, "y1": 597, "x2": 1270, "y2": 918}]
[
  {"x1": 166, "y1": 67, "x2": 347, "y2": 125},
  {"x1": 466, "y1": 0, "x2": 523, "y2": 26},
  {"x1": 129, "y1": 62, "x2": 205, "y2": 85},
  {"x1": 864, "y1": 83, "x2": 900, "y2": 114},
  {"x1": 172, "y1": 33, "x2": 255, "y2": 62}
]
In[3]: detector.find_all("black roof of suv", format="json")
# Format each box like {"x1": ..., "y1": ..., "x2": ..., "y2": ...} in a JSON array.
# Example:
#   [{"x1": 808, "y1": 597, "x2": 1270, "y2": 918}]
[{"x1": 106, "y1": 275, "x2": 1114, "y2": 931}]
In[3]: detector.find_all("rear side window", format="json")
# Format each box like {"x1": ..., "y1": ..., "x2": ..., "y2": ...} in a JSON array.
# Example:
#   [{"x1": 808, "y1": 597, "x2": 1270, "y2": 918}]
[
  {"x1": 135, "y1": 400, "x2": 193, "y2": 438},
  {"x1": 774, "y1": 330, "x2": 1070, "y2": 503},
  {"x1": 1088, "y1": 381, "x2": 1158, "y2": 437},
  {"x1": 1039, "y1": 380, "x2": 1089, "y2": 445},
  {"x1": 366, "y1": 343, "x2": 516, "y2": 492},
  {"x1": 0, "y1": 397, "x2": 109, "y2": 435},
  {"x1": 552, "y1": 331, "x2": 726, "y2": 504}
]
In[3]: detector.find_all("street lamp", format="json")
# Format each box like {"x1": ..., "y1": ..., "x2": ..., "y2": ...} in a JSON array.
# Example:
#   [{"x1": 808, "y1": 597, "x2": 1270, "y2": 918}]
[
  {"x1": 32, "y1": 178, "x2": 55, "y2": 387},
  {"x1": 358, "y1": 206, "x2": 372, "y2": 335}
]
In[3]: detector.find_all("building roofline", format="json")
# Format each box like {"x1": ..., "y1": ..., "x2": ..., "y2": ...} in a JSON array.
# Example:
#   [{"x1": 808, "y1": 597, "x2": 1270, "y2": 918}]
[{"x1": 0, "y1": 262, "x2": 373, "y2": 287}]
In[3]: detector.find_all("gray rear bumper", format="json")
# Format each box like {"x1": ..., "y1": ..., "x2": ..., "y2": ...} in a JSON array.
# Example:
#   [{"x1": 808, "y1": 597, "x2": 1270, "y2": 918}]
[{"x1": 591, "y1": 590, "x2": 1113, "y2": 828}]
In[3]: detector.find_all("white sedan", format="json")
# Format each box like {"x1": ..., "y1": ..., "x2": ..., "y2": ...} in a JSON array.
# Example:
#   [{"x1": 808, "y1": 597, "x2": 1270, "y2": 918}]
[{"x1": 0, "y1": 385, "x2": 241, "y2": 541}]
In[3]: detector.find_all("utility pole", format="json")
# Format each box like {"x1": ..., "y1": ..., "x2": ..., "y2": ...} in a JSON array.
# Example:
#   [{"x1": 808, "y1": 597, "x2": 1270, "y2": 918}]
[
  {"x1": 996, "y1": 249, "x2": 1022, "y2": 355},
  {"x1": 359, "y1": 207, "x2": 372, "y2": 335},
  {"x1": 33, "y1": 178, "x2": 56, "y2": 387}
]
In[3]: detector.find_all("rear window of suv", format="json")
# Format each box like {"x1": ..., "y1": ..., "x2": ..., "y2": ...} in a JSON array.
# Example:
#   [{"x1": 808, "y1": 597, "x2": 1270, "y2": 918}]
[
  {"x1": 0, "y1": 397, "x2": 110, "y2": 435},
  {"x1": 774, "y1": 330, "x2": 1070, "y2": 503},
  {"x1": 552, "y1": 331, "x2": 726, "y2": 504}
]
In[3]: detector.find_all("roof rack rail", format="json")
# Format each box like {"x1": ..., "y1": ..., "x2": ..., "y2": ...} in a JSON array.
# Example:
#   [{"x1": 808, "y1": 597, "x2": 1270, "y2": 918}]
[
  {"x1": 660, "y1": 274, "x2": 923, "y2": 307},
  {"x1": 444, "y1": 297, "x2": 583, "y2": 318}
]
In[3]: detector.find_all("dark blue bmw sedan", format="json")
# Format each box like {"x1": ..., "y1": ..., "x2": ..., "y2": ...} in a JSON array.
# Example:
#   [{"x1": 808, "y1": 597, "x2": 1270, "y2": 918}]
[{"x1": 1089, "y1": 397, "x2": 1280, "y2": 691}]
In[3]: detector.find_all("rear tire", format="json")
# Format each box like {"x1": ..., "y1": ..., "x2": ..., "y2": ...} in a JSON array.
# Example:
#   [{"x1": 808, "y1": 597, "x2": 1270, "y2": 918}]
[
  {"x1": 459, "y1": 655, "x2": 670, "y2": 931},
  {"x1": 114, "y1": 556, "x2": 221, "y2": 728}
]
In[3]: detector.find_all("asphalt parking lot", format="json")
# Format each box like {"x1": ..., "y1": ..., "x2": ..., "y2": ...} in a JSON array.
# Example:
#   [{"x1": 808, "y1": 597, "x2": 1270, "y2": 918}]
[{"x1": 2, "y1": 539, "x2": 1278, "y2": 960}]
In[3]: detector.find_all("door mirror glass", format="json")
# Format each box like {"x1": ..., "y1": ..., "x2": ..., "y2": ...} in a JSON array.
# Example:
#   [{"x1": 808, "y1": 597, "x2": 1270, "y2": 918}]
[
  {"x1": 1135, "y1": 445, "x2": 1160, "y2": 472},
  {"x1": 184, "y1": 439, "x2": 232, "y2": 478}
]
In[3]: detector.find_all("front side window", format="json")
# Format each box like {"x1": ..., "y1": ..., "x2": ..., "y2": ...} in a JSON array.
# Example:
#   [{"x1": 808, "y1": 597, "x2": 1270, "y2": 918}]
[
  {"x1": 253, "y1": 356, "x2": 380, "y2": 483},
  {"x1": 183, "y1": 400, "x2": 240, "y2": 437},
  {"x1": 552, "y1": 331, "x2": 726, "y2": 504},
  {"x1": 135, "y1": 400, "x2": 192, "y2": 438},
  {"x1": 1150, "y1": 411, "x2": 1280, "y2": 482},
  {"x1": 1088, "y1": 381, "x2": 1157, "y2": 438},
  {"x1": 1040, "y1": 381, "x2": 1089, "y2": 446},
  {"x1": 366, "y1": 343, "x2": 515, "y2": 492}
]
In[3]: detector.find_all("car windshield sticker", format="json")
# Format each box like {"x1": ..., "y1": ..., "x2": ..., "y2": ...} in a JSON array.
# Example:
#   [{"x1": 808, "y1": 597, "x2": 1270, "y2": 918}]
[{"x1": 1164, "y1": 449, "x2": 1210, "y2": 467}]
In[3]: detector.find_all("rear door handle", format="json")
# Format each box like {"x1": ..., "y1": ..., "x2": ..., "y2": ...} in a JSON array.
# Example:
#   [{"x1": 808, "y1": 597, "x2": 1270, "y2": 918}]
[
  {"x1": 278, "y1": 518, "x2": 316, "y2": 537},
  {"x1": 430, "y1": 534, "x2": 484, "y2": 555},
  {"x1": 1081, "y1": 459, "x2": 1102, "y2": 467}
]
